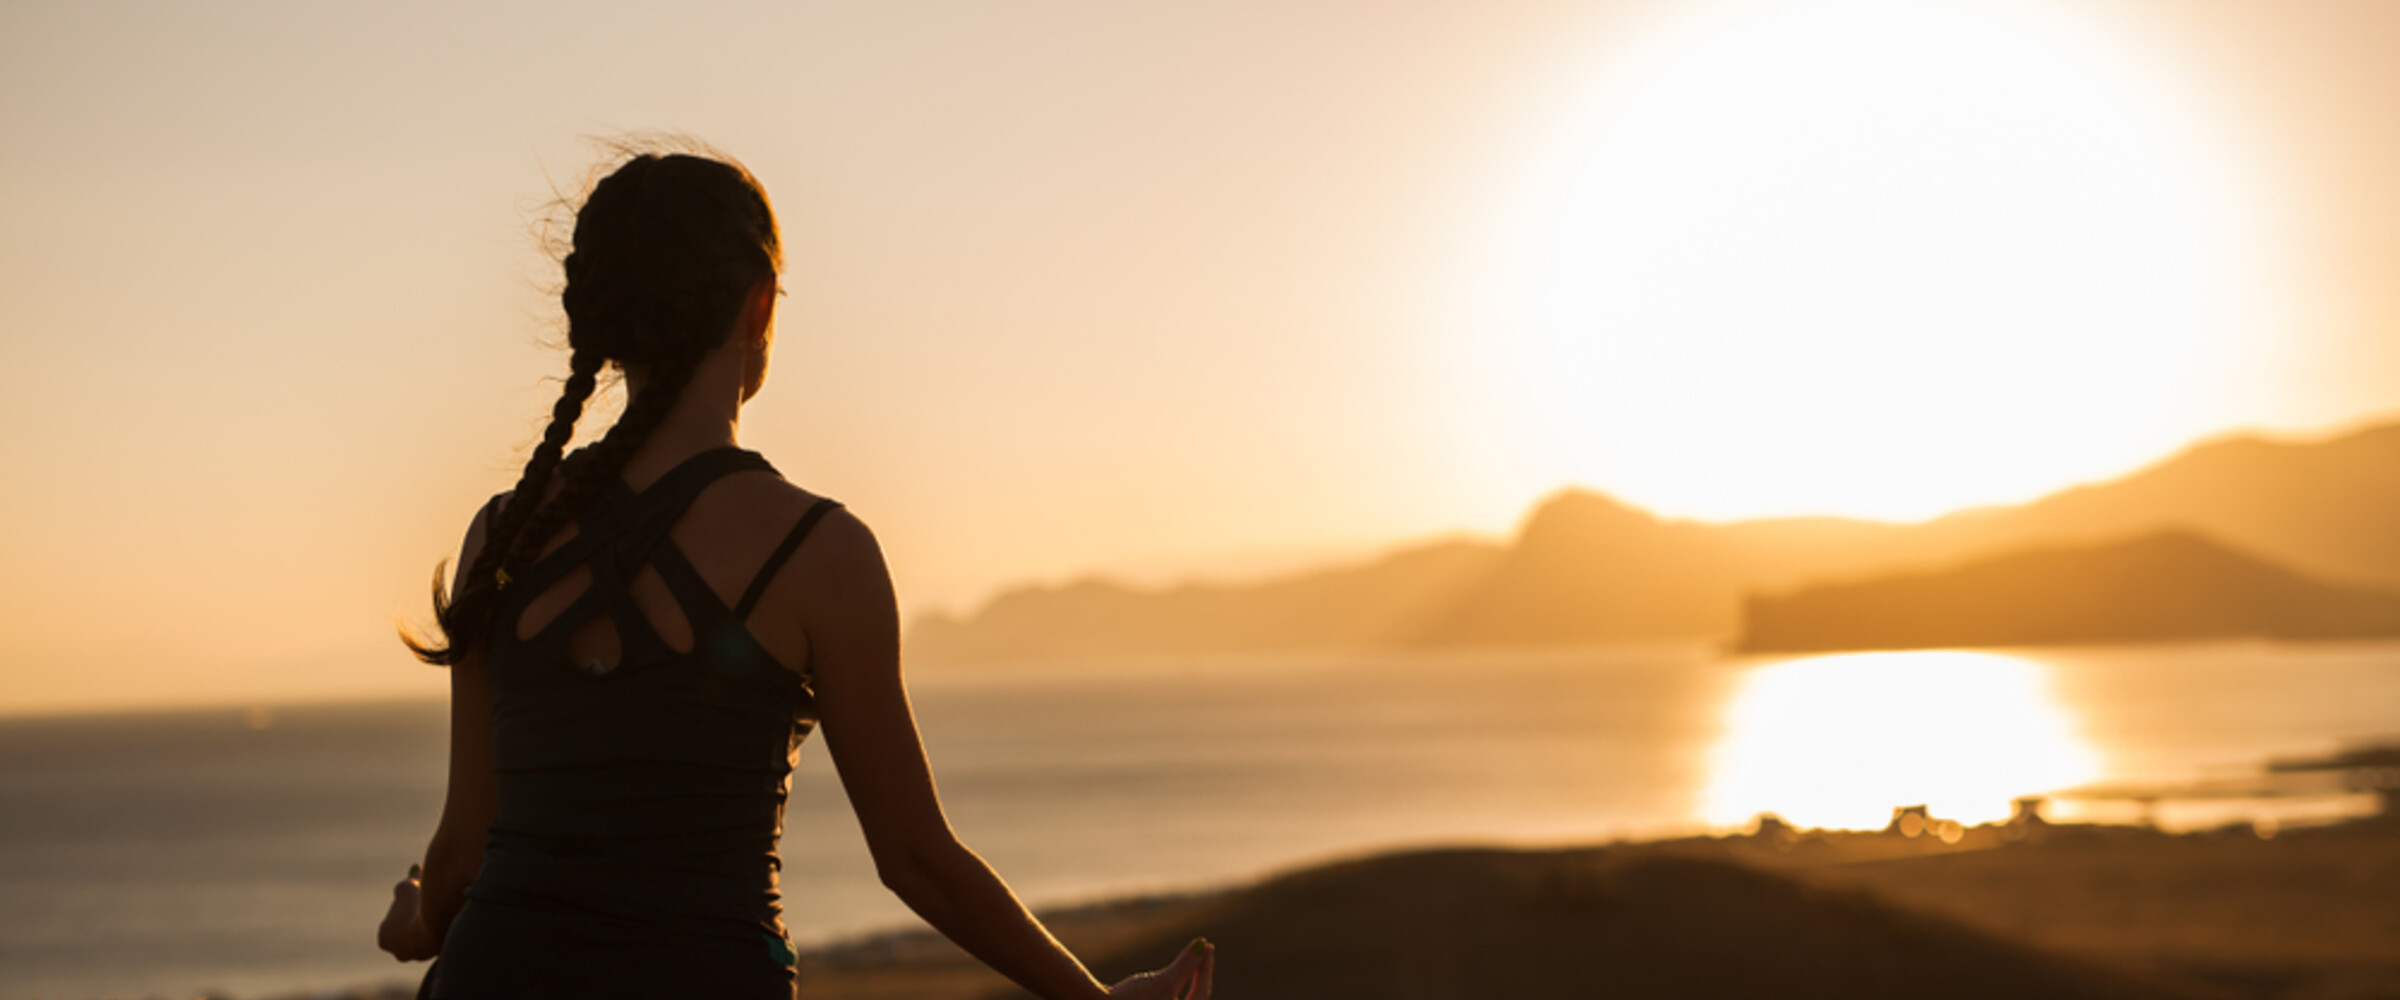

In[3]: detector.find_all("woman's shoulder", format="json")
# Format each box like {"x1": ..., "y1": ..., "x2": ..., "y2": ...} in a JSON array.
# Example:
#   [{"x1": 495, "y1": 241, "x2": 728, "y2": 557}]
[
  {"x1": 706, "y1": 465, "x2": 835, "y2": 521},
  {"x1": 449, "y1": 489, "x2": 514, "y2": 568},
  {"x1": 698, "y1": 466, "x2": 882, "y2": 564},
  {"x1": 695, "y1": 467, "x2": 893, "y2": 632}
]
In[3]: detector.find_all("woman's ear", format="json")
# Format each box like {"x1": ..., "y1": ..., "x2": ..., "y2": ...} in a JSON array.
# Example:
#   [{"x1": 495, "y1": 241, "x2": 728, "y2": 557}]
[
  {"x1": 739, "y1": 276, "x2": 779, "y2": 348},
  {"x1": 737, "y1": 276, "x2": 780, "y2": 402}
]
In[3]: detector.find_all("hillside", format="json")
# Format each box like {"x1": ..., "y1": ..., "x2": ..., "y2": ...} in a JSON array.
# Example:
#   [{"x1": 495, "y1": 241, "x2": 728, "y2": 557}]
[
  {"x1": 1739, "y1": 531, "x2": 2400, "y2": 652},
  {"x1": 979, "y1": 845, "x2": 2200, "y2": 1000},
  {"x1": 909, "y1": 420, "x2": 2400, "y2": 660},
  {"x1": 1412, "y1": 420, "x2": 2400, "y2": 647},
  {"x1": 907, "y1": 539, "x2": 1501, "y2": 662},
  {"x1": 1925, "y1": 422, "x2": 2400, "y2": 588},
  {"x1": 777, "y1": 821, "x2": 2400, "y2": 1000}
]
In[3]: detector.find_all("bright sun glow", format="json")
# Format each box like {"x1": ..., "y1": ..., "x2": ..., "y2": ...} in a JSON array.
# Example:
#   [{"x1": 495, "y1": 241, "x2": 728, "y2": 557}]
[
  {"x1": 1472, "y1": 0, "x2": 2279, "y2": 521},
  {"x1": 1701, "y1": 651, "x2": 2101, "y2": 830}
]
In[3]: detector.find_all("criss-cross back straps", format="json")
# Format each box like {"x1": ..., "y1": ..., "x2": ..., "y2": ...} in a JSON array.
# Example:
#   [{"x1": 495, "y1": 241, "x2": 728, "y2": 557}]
[
  {"x1": 503, "y1": 448, "x2": 776, "y2": 596},
  {"x1": 734, "y1": 498, "x2": 843, "y2": 621},
  {"x1": 609, "y1": 449, "x2": 779, "y2": 560},
  {"x1": 496, "y1": 448, "x2": 778, "y2": 644}
]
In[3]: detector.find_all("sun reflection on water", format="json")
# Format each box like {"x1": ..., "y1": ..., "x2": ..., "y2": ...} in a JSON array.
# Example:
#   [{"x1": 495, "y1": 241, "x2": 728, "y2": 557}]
[{"x1": 1701, "y1": 651, "x2": 2100, "y2": 830}]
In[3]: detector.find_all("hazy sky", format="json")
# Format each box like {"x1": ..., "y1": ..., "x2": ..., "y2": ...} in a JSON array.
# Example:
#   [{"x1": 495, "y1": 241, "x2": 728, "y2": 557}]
[{"x1": 4, "y1": 0, "x2": 2397, "y2": 713}]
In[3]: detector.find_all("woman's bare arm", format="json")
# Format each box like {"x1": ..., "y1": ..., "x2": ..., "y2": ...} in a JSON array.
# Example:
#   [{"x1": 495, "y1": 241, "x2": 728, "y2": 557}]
[
  {"x1": 380, "y1": 503, "x2": 503, "y2": 961},
  {"x1": 794, "y1": 509, "x2": 1123, "y2": 1000},
  {"x1": 420, "y1": 639, "x2": 498, "y2": 939}
]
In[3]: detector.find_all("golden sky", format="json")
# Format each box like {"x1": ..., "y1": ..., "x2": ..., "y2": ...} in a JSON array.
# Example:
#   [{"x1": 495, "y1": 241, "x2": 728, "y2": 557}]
[{"x1": 3, "y1": 0, "x2": 2397, "y2": 713}]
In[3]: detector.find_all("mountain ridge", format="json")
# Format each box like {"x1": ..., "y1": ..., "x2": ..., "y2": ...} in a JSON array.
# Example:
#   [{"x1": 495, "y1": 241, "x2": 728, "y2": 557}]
[
  {"x1": 909, "y1": 419, "x2": 2400, "y2": 662},
  {"x1": 1739, "y1": 530, "x2": 2400, "y2": 652}
]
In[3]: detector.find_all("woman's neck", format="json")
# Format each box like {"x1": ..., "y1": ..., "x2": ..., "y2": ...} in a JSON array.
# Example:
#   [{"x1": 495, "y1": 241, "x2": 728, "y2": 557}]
[{"x1": 616, "y1": 344, "x2": 748, "y2": 491}]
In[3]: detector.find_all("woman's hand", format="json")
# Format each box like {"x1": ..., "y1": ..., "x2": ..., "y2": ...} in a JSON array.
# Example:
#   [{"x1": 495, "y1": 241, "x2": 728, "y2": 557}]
[
  {"x1": 377, "y1": 864, "x2": 439, "y2": 962},
  {"x1": 1105, "y1": 939, "x2": 1214, "y2": 1000}
]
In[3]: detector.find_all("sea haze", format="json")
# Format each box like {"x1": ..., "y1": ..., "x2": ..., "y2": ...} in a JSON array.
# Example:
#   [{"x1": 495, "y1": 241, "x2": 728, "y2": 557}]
[{"x1": 4, "y1": 642, "x2": 2397, "y2": 1000}]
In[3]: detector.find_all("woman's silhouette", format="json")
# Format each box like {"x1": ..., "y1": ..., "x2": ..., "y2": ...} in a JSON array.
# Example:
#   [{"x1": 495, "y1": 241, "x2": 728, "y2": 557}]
[{"x1": 377, "y1": 147, "x2": 1213, "y2": 1000}]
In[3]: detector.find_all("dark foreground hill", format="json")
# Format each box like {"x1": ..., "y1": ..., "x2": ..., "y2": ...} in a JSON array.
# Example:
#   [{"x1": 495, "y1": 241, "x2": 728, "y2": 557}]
[
  {"x1": 1740, "y1": 531, "x2": 2400, "y2": 652},
  {"x1": 791, "y1": 823, "x2": 2400, "y2": 1000},
  {"x1": 980, "y1": 846, "x2": 2200, "y2": 1000},
  {"x1": 301, "y1": 822, "x2": 2400, "y2": 1000},
  {"x1": 911, "y1": 420, "x2": 2400, "y2": 660}
]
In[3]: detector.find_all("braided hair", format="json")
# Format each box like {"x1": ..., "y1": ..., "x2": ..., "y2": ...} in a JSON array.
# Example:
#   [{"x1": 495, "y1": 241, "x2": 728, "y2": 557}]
[{"x1": 405, "y1": 151, "x2": 782, "y2": 666}]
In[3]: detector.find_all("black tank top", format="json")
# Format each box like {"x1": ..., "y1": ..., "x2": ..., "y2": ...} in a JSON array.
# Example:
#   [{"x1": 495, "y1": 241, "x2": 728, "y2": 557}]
[{"x1": 439, "y1": 447, "x2": 837, "y2": 997}]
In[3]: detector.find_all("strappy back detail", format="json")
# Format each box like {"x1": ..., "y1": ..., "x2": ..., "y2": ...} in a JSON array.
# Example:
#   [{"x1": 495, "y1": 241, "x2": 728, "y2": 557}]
[
  {"x1": 488, "y1": 447, "x2": 825, "y2": 698},
  {"x1": 462, "y1": 445, "x2": 830, "y2": 978}
]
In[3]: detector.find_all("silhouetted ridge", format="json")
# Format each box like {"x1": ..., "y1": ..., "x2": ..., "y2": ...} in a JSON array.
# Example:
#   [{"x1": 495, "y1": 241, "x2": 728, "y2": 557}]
[
  {"x1": 1409, "y1": 490, "x2": 1748, "y2": 645},
  {"x1": 1739, "y1": 530, "x2": 2400, "y2": 652},
  {"x1": 907, "y1": 540, "x2": 1501, "y2": 662},
  {"x1": 910, "y1": 419, "x2": 2400, "y2": 660},
  {"x1": 1903, "y1": 421, "x2": 2400, "y2": 588}
]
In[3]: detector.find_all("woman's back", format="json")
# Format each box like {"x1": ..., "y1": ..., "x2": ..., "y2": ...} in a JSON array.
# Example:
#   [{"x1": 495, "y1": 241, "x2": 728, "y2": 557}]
[{"x1": 431, "y1": 447, "x2": 836, "y2": 998}]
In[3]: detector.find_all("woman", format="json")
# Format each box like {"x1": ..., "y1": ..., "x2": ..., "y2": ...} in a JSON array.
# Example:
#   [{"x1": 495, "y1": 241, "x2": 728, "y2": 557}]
[{"x1": 376, "y1": 148, "x2": 1214, "y2": 1000}]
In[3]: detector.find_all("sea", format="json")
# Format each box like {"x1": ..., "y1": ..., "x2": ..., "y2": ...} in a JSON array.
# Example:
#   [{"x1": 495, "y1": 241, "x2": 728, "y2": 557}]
[{"x1": 5, "y1": 641, "x2": 2398, "y2": 1000}]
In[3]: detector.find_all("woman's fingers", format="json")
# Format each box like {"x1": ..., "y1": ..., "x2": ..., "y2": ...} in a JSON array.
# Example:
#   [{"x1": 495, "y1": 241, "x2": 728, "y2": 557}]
[
  {"x1": 379, "y1": 863, "x2": 431, "y2": 961},
  {"x1": 1107, "y1": 939, "x2": 1213, "y2": 999},
  {"x1": 1157, "y1": 938, "x2": 1209, "y2": 1000},
  {"x1": 1108, "y1": 935, "x2": 1209, "y2": 997},
  {"x1": 1163, "y1": 938, "x2": 1206, "y2": 983},
  {"x1": 1186, "y1": 944, "x2": 1213, "y2": 1000}
]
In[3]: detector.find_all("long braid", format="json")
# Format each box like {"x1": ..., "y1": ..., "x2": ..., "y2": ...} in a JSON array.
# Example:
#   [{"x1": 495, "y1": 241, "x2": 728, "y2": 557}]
[
  {"x1": 403, "y1": 147, "x2": 780, "y2": 667},
  {"x1": 492, "y1": 356, "x2": 699, "y2": 585},
  {"x1": 404, "y1": 350, "x2": 604, "y2": 665},
  {"x1": 486, "y1": 350, "x2": 607, "y2": 568}
]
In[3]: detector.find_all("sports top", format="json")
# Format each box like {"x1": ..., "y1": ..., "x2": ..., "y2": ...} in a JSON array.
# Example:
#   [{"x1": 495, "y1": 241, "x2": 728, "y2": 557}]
[{"x1": 430, "y1": 447, "x2": 837, "y2": 999}]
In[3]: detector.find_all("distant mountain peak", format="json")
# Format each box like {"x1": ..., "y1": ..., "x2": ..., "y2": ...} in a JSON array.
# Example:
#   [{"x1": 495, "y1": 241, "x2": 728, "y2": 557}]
[
  {"x1": 1517, "y1": 488, "x2": 1667, "y2": 539},
  {"x1": 912, "y1": 418, "x2": 2400, "y2": 662}
]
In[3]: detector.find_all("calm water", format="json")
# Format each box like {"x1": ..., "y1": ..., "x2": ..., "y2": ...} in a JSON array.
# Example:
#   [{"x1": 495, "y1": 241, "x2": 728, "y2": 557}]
[{"x1": 4, "y1": 641, "x2": 2397, "y2": 999}]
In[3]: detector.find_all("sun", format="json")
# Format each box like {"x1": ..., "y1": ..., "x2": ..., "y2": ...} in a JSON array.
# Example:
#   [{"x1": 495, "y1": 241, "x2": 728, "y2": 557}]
[{"x1": 1465, "y1": 0, "x2": 2279, "y2": 522}]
